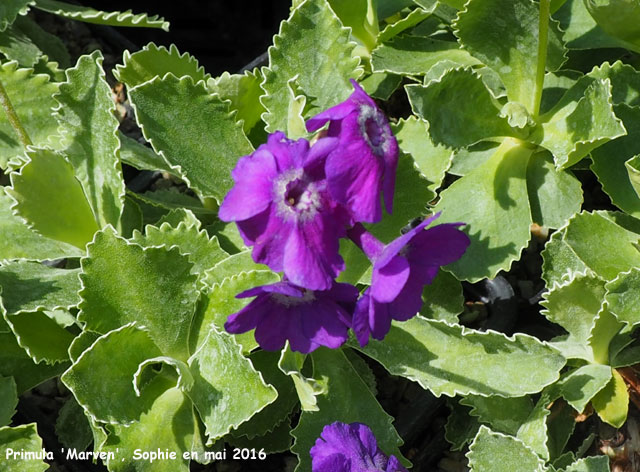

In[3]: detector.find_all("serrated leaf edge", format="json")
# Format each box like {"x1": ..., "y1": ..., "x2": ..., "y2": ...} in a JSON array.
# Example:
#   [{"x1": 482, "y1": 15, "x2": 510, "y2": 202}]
[{"x1": 133, "y1": 356, "x2": 194, "y2": 396}]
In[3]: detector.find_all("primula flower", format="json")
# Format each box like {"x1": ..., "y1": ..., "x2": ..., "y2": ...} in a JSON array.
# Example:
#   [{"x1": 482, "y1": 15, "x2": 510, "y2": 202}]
[
  {"x1": 306, "y1": 79, "x2": 398, "y2": 224},
  {"x1": 224, "y1": 280, "x2": 358, "y2": 353},
  {"x1": 218, "y1": 132, "x2": 348, "y2": 290},
  {"x1": 349, "y1": 214, "x2": 470, "y2": 346},
  {"x1": 310, "y1": 422, "x2": 407, "y2": 472}
]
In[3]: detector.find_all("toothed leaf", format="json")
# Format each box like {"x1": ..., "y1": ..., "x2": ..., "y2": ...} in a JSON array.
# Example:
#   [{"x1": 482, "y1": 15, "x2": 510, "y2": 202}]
[
  {"x1": 0, "y1": 0, "x2": 33, "y2": 32},
  {"x1": 0, "y1": 376, "x2": 17, "y2": 427},
  {"x1": 591, "y1": 369, "x2": 628, "y2": 428},
  {"x1": 0, "y1": 424, "x2": 48, "y2": 472},
  {"x1": 467, "y1": 426, "x2": 546, "y2": 472},
  {"x1": 555, "y1": 364, "x2": 612, "y2": 413},
  {"x1": 605, "y1": 268, "x2": 640, "y2": 329},
  {"x1": 460, "y1": 395, "x2": 534, "y2": 436}
]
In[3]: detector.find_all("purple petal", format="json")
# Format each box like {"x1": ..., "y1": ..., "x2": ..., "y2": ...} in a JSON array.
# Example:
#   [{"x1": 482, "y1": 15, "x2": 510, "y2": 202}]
[
  {"x1": 389, "y1": 276, "x2": 427, "y2": 321},
  {"x1": 306, "y1": 100, "x2": 357, "y2": 132},
  {"x1": 265, "y1": 131, "x2": 309, "y2": 171},
  {"x1": 218, "y1": 150, "x2": 277, "y2": 222},
  {"x1": 376, "y1": 213, "x2": 440, "y2": 268},
  {"x1": 371, "y1": 255, "x2": 410, "y2": 303},
  {"x1": 304, "y1": 136, "x2": 339, "y2": 175},
  {"x1": 312, "y1": 455, "x2": 350, "y2": 472},
  {"x1": 224, "y1": 296, "x2": 271, "y2": 334},
  {"x1": 382, "y1": 139, "x2": 399, "y2": 215},
  {"x1": 301, "y1": 301, "x2": 350, "y2": 349},
  {"x1": 353, "y1": 292, "x2": 372, "y2": 347},
  {"x1": 236, "y1": 281, "x2": 304, "y2": 299},
  {"x1": 386, "y1": 456, "x2": 408, "y2": 472},
  {"x1": 354, "y1": 423, "x2": 380, "y2": 459},
  {"x1": 370, "y1": 299, "x2": 394, "y2": 341},
  {"x1": 239, "y1": 206, "x2": 292, "y2": 272},
  {"x1": 286, "y1": 307, "x2": 316, "y2": 353},
  {"x1": 254, "y1": 309, "x2": 289, "y2": 351},
  {"x1": 325, "y1": 282, "x2": 360, "y2": 304},
  {"x1": 410, "y1": 223, "x2": 471, "y2": 268}
]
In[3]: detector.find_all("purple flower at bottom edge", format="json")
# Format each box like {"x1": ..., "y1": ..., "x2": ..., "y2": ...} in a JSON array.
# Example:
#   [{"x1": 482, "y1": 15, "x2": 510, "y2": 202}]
[
  {"x1": 218, "y1": 131, "x2": 349, "y2": 291},
  {"x1": 306, "y1": 79, "x2": 399, "y2": 224},
  {"x1": 310, "y1": 422, "x2": 408, "y2": 472},
  {"x1": 224, "y1": 280, "x2": 358, "y2": 354},
  {"x1": 351, "y1": 213, "x2": 470, "y2": 346}
]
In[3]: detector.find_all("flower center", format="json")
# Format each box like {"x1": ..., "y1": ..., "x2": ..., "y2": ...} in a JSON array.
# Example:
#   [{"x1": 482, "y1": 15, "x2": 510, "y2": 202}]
[
  {"x1": 272, "y1": 289, "x2": 316, "y2": 307},
  {"x1": 274, "y1": 169, "x2": 323, "y2": 222},
  {"x1": 358, "y1": 104, "x2": 392, "y2": 157}
]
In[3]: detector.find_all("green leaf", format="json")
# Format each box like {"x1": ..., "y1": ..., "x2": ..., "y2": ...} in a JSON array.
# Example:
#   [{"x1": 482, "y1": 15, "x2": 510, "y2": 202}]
[
  {"x1": 0, "y1": 20, "x2": 43, "y2": 67},
  {"x1": 445, "y1": 401, "x2": 480, "y2": 451},
  {"x1": 133, "y1": 356, "x2": 194, "y2": 395},
  {"x1": 261, "y1": 0, "x2": 361, "y2": 134},
  {"x1": 461, "y1": 395, "x2": 534, "y2": 436},
  {"x1": 278, "y1": 345, "x2": 324, "y2": 412},
  {"x1": 8, "y1": 148, "x2": 99, "y2": 248},
  {"x1": 201, "y1": 250, "x2": 267, "y2": 288},
  {"x1": 115, "y1": 43, "x2": 207, "y2": 89},
  {"x1": 128, "y1": 189, "x2": 215, "y2": 218},
  {"x1": 392, "y1": 116, "x2": 453, "y2": 195},
  {"x1": 359, "y1": 71, "x2": 402, "y2": 100},
  {"x1": 55, "y1": 397, "x2": 93, "y2": 452},
  {"x1": 449, "y1": 141, "x2": 499, "y2": 177},
  {"x1": 588, "y1": 307, "x2": 624, "y2": 365},
  {"x1": 67, "y1": 330, "x2": 99, "y2": 363},
  {"x1": 534, "y1": 78, "x2": 625, "y2": 169},
  {"x1": 591, "y1": 369, "x2": 628, "y2": 428},
  {"x1": 589, "y1": 61, "x2": 640, "y2": 108},
  {"x1": 192, "y1": 271, "x2": 279, "y2": 353},
  {"x1": 0, "y1": 376, "x2": 17, "y2": 427},
  {"x1": 455, "y1": 0, "x2": 567, "y2": 113},
  {"x1": 103, "y1": 388, "x2": 194, "y2": 472},
  {"x1": 543, "y1": 211, "x2": 640, "y2": 282},
  {"x1": 79, "y1": 226, "x2": 198, "y2": 361},
  {"x1": 540, "y1": 271, "x2": 606, "y2": 344},
  {"x1": 553, "y1": 0, "x2": 628, "y2": 50},
  {"x1": 591, "y1": 105, "x2": 640, "y2": 217},
  {"x1": 515, "y1": 394, "x2": 551, "y2": 460},
  {"x1": 118, "y1": 132, "x2": 173, "y2": 174},
  {"x1": 187, "y1": 327, "x2": 277, "y2": 444},
  {"x1": 0, "y1": 190, "x2": 82, "y2": 262},
  {"x1": 605, "y1": 268, "x2": 640, "y2": 331},
  {"x1": 61, "y1": 323, "x2": 164, "y2": 424},
  {"x1": 555, "y1": 364, "x2": 612, "y2": 413},
  {"x1": 378, "y1": 6, "x2": 431, "y2": 42},
  {"x1": 406, "y1": 68, "x2": 517, "y2": 149},
  {"x1": 128, "y1": 74, "x2": 253, "y2": 202},
  {"x1": 52, "y1": 50, "x2": 125, "y2": 229},
  {"x1": 291, "y1": 348, "x2": 407, "y2": 472},
  {"x1": 33, "y1": 0, "x2": 169, "y2": 30},
  {"x1": 433, "y1": 138, "x2": 533, "y2": 282},
  {"x1": 561, "y1": 455, "x2": 611, "y2": 472},
  {"x1": 8, "y1": 16, "x2": 70, "y2": 67},
  {"x1": 0, "y1": 423, "x2": 48, "y2": 472},
  {"x1": 354, "y1": 316, "x2": 565, "y2": 397},
  {"x1": 372, "y1": 36, "x2": 479, "y2": 76},
  {"x1": 0, "y1": 0, "x2": 33, "y2": 32},
  {"x1": 467, "y1": 426, "x2": 546, "y2": 472},
  {"x1": 527, "y1": 151, "x2": 583, "y2": 229},
  {"x1": 0, "y1": 61, "x2": 59, "y2": 169},
  {"x1": 419, "y1": 270, "x2": 464, "y2": 323},
  {"x1": 230, "y1": 416, "x2": 293, "y2": 454},
  {"x1": 328, "y1": 0, "x2": 378, "y2": 53}
]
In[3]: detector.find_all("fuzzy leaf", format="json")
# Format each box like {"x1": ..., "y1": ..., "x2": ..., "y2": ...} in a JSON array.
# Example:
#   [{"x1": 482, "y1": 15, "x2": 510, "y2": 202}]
[
  {"x1": 118, "y1": 132, "x2": 173, "y2": 174},
  {"x1": 378, "y1": 6, "x2": 431, "y2": 42},
  {"x1": 115, "y1": 43, "x2": 207, "y2": 88},
  {"x1": 4, "y1": 15, "x2": 70, "y2": 67},
  {"x1": 0, "y1": 0, "x2": 33, "y2": 32},
  {"x1": 515, "y1": 394, "x2": 551, "y2": 460},
  {"x1": 33, "y1": 0, "x2": 169, "y2": 30},
  {"x1": 8, "y1": 148, "x2": 99, "y2": 248},
  {"x1": 445, "y1": 401, "x2": 480, "y2": 451},
  {"x1": 561, "y1": 455, "x2": 611, "y2": 472},
  {"x1": 201, "y1": 250, "x2": 266, "y2": 288},
  {"x1": 61, "y1": 324, "x2": 164, "y2": 424},
  {"x1": 419, "y1": 270, "x2": 464, "y2": 323},
  {"x1": 591, "y1": 105, "x2": 640, "y2": 217},
  {"x1": 553, "y1": 0, "x2": 627, "y2": 50},
  {"x1": 0, "y1": 423, "x2": 48, "y2": 472},
  {"x1": 589, "y1": 61, "x2": 640, "y2": 108},
  {"x1": 588, "y1": 308, "x2": 624, "y2": 366},
  {"x1": 392, "y1": 116, "x2": 453, "y2": 195},
  {"x1": 406, "y1": 68, "x2": 517, "y2": 149},
  {"x1": 192, "y1": 271, "x2": 279, "y2": 353},
  {"x1": 467, "y1": 426, "x2": 546, "y2": 472},
  {"x1": 0, "y1": 20, "x2": 42, "y2": 67},
  {"x1": 128, "y1": 74, "x2": 253, "y2": 202},
  {"x1": 555, "y1": 364, "x2": 612, "y2": 413},
  {"x1": 291, "y1": 348, "x2": 407, "y2": 472},
  {"x1": 591, "y1": 369, "x2": 628, "y2": 428},
  {"x1": 455, "y1": 0, "x2": 567, "y2": 113},
  {"x1": 328, "y1": 0, "x2": 378, "y2": 52},
  {"x1": 372, "y1": 36, "x2": 479, "y2": 76},
  {"x1": 461, "y1": 395, "x2": 534, "y2": 436},
  {"x1": 260, "y1": 0, "x2": 361, "y2": 134},
  {"x1": 359, "y1": 71, "x2": 402, "y2": 100},
  {"x1": 0, "y1": 376, "x2": 17, "y2": 427},
  {"x1": 102, "y1": 388, "x2": 194, "y2": 472},
  {"x1": 0, "y1": 61, "x2": 59, "y2": 169},
  {"x1": 187, "y1": 327, "x2": 277, "y2": 444},
  {"x1": 354, "y1": 316, "x2": 565, "y2": 397},
  {"x1": 52, "y1": 51, "x2": 125, "y2": 229},
  {"x1": 543, "y1": 211, "x2": 640, "y2": 282},
  {"x1": 540, "y1": 272, "x2": 606, "y2": 344},
  {"x1": 527, "y1": 152, "x2": 583, "y2": 229},
  {"x1": 534, "y1": 78, "x2": 625, "y2": 169},
  {"x1": 433, "y1": 138, "x2": 533, "y2": 282},
  {"x1": 605, "y1": 268, "x2": 640, "y2": 329},
  {"x1": 78, "y1": 226, "x2": 198, "y2": 361},
  {"x1": 55, "y1": 397, "x2": 95, "y2": 453}
]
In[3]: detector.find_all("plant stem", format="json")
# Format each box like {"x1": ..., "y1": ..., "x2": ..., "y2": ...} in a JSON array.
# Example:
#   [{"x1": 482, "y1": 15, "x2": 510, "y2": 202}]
[
  {"x1": 532, "y1": 0, "x2": 551, "y2": 121},
  {"x1": 0, "y1": 77, "x2": 32, "y2": 148}
]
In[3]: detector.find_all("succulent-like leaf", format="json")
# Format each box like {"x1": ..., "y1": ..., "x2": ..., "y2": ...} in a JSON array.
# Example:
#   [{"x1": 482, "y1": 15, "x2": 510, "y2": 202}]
[
  {"x1": 406, "y1": 68, "x2": 517, "y2": 149},
  {"x1": 187, "y1": 327, "x2": 277, "y2": 444},
  {"x1": 0, "y1": 61, "x2": 59, "y2": 169},
  {"x1": 560, "y1": 455, "x2": 611, "y2": 472},
  {"x1": 467, "y1": 426, "x2": 546, "y2": 472},
  {"x1": 260, "y1": 0, "x2": 361, "y2": 134},
  {"x1": 201, "y1": 250, "x2": 265, "y2": 288},
  {"x1": 114, "y1": 43, "x2": 207, "y2": 89},
  {"x1": 52, "y1": 50, "x2": 125, "y2": 229},
  {"x1": 0, "y1": 423, "x2": 48, "y2": 472},
  {"x1": 0, "y1": 20, "x2": 42, "y2": 67},
  {"x1": 0, "y1": 376, "x2": 17, "y2": 427},
  {"x1": 372, "y1": 36, "x2": 479, "y2": 76},
  {"x1": 128, "y1": 74, "x2": 253, "y2": 202},
  {"x1": 553, "y1": 0, "x2": 628, "y2": 50},
  {"x1": 588, "y1": 307, "x2": 624, "y2": 366},
  {"x1": 354, "y1": 316, "x2": 565, "y2": 397},
  {"x1": 8, "y1": 148, "x2": 99, "y2": 248},
  {"x1": 555, "y1": 364, "x2": 612, "y2": 413},
  {"x1": 33, "y1": 0, "x2": 169, "y2": 30},
  {"x1": 515, "y1": 394, "x2": 551, "y2": 460},
  {"x1": 328, "y1": 0, "x2": 378, "y2": 52},
  {"x1": 291, "y1": 347, "x2": 407, "y2": 472},
  {"x1": 118, "y1": 132, "x2": 174, "y2": 174},
  {"x1": 461, "y1": 395, "x2": 534, "y2": 436},
  {"x1": 433, "y1": 138, "x2": 533, "y2": 282},
  {"x1": 605, "y1": 268, "x2": 640, "y2": 329},
  {"x1": 0, "y1": 0, "x2": 33, "y2": 32},
  {"x1": 527, "y1": 151, "x2": 583, "y2": 229},
  {"x1": 591, "y1": 369, "x2": 628, "y2": 428},
  {"x1": 378, "y1": 6, "x2": 431, "y2": 42}
]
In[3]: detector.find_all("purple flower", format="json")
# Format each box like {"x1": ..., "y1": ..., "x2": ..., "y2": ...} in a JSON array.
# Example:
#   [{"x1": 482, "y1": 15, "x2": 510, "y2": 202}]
[
  {"x1": 349, "y1": 214, "x2": 470, "y2": 346},
  {"x1": 219, "y1": 132, "x2": 349, "y2": 291},
  {"x1": 306, "y1": 79, "x2": 398, "y2": 224},
  {"x1": 224, "y1": 280, "x2": 358, "y2": 353},
  {"x1": 310, "y1": 422, "x2": 407, "y2": 472}
]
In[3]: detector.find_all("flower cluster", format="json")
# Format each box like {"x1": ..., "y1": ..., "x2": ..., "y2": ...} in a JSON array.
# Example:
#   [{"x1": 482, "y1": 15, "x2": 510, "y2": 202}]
[
  {"x1": 220, "y1": 80, "x2": 470, "y2": 353},
  {"x1": 310, "y1": 421, "x2": 407, "y2": 472}
]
